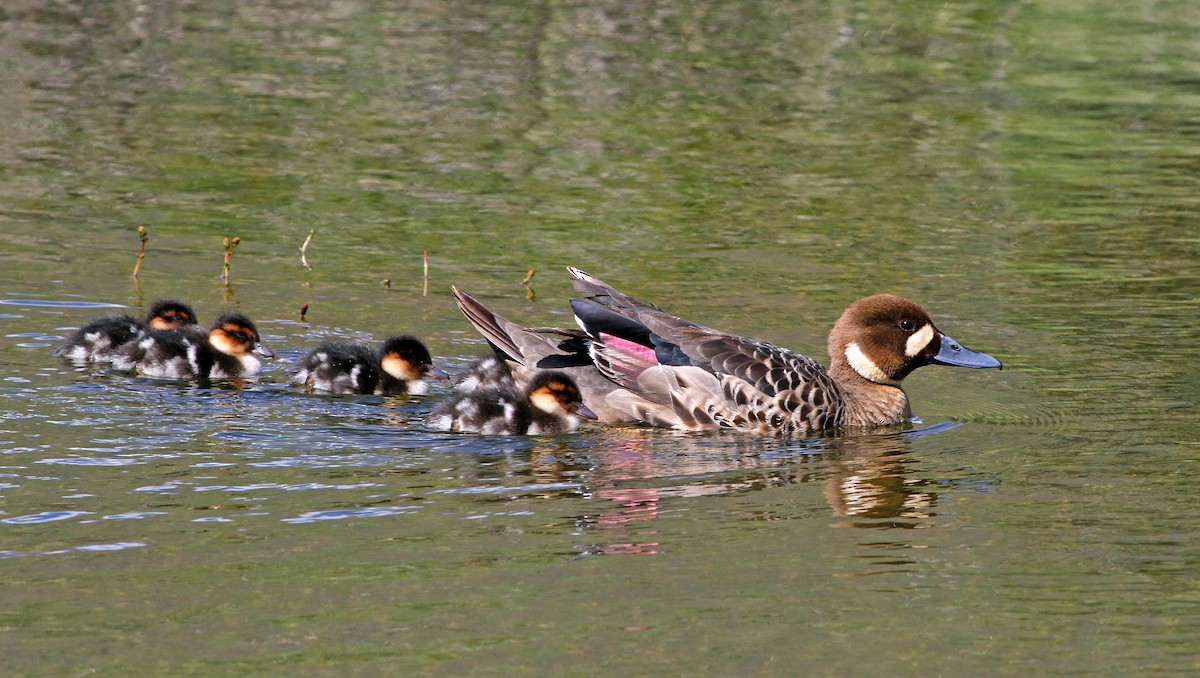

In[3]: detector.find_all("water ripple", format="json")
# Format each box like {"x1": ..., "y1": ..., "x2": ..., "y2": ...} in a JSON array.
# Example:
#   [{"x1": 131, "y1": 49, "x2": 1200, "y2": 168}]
[
  {"x1": 0, "y1": 541, "x2": 146, "y2": 560},
  {"x1": 281, "y1": 505, "x2": 423, "y2": 524},
  {"x1": 103, "y1": 512, "x2": 168, "y2": 520},
  {"x1": 250, "y1": 454, "x2": 418, "y2": 468},
  {"x1": 901, "y1": 421, "x2": 962, "y2": 439},
  {"x1": 193, "y1": 482, "x2": 385, "y2": 493},
  {"x1": 134, "y1": 482, "x2": 185, "y2": 493},
  {"x1": 74, "y1": 541, "x2": 147, "y2": 551},
  {"x1": 6, "y1": 332, "x2": 64, "y2": 340},
  {"x1": 464, "y1": 511, "x2": 536, "y2": 520},
  {"x1": 37, "y1": 456, "x2": 145, "y2": 466},
  {"x1": 430, "y1": 482, "x2": 583, "y2": 496},
  {"x1": 2, "y1": 510, "x2": 93, "y2": 524}
]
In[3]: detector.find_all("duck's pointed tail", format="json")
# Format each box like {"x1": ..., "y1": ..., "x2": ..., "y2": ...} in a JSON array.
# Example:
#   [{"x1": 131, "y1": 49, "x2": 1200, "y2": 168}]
[
  {"x1": 452, "y1": 287, "x2": 526, "y2": 365},
  {"x1": 567, "y1": 266, "x2": 664, "y2": 312}
]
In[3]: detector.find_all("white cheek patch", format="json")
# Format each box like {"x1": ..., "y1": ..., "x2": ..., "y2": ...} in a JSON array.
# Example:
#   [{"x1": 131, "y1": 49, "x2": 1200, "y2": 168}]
[
  {"x1": 905, "y1": 324, "x2": 935, "y2": 358},
  {"x1": 845, "y1": 342, "x2": 899, "y2": 385}
]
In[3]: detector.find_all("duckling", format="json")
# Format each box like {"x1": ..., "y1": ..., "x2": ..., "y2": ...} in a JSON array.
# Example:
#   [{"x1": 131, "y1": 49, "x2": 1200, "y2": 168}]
[
  {"x1": 292, "y1": 335, "x2": 449, "y2": 395},
  {"x1": 427, "y1": 370, "x2": 597, "y2": 434},
  {"x1": 56, "y1": 299, "x2": 198, "y2": 364},
  {"x1": 450, "y1": 267, "x2": 1002, "y2": 435},
  {"x1": 454, "y1": 355, "x2": 516, "y2": 392},
  {"x1": 112, "y1": 312, "x2": 273, "y2": 379}
]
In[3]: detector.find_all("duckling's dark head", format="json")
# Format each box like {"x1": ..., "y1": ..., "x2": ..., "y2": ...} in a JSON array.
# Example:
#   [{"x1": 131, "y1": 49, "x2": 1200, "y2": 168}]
[
  {"x1": 526, "y1": 371, "x2": 596, "y2": 419},
  {"x1": 146, "y1": 299, "x2": 199, "y2": 331},
  {"x1": 208, "y1": 312, "x2": 272, "y2": 358},
  {"x1": 380, "y1": 335, "x2": 448, "y2": 382}
]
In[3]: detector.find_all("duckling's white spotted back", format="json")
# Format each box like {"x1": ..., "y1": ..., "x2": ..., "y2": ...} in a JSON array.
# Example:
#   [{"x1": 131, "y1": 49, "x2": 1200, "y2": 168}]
[
  {"x1": 291, "y1": 336, "x2": 445, "y2": 395},
  {"x1": 112, "y1": 312, "x2": 269, "y2": 380}
]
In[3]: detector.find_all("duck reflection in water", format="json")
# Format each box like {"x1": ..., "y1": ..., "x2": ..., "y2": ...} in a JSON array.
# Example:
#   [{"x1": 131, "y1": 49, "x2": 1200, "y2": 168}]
[
  {"x1": 819, "y1": 433, "x2": 937, "y2": 527},
  {"x1": 389, "y1": 410, "x2": 967, "y2": 555},
  {"x1": 563, "y1": 426, "x2": 951, "y2": 556}
]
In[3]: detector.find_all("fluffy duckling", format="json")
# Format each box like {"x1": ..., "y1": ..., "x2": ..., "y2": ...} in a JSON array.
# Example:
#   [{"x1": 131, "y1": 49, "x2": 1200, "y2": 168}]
[
  {"x1": 453, "y1": 355, "x2": 516, "y2": 393},
  {"x1": 292, "y1": 335, "x2": 449, "y2": 395},
  {"x1": 427, "y1": 370, "x2": 597, "y2": 435},
  {"x1": 112, "y1": 312, "x2": 273, "y2": 379},
  {"x1": 56, "y1": 299, "x2": 198, "y2": 363}
]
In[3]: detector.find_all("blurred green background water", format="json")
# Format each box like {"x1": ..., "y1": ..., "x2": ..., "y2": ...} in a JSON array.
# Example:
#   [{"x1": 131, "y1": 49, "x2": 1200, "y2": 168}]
[{"x1": 1, "y1": 0, "x2": 1198, "y2": 674}]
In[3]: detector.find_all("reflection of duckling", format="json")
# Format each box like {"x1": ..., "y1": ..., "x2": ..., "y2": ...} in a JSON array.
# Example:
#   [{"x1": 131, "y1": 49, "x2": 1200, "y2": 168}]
[
  {"x1": 56, "y1": 299, "x2": 198, "y2": 363},
  {"x1": 112, "y1": 312, "x2": 273, "y2": 379},
  {"x1": 428, "y1": 371, "x2": 597, "y2": 434},
  {"x1": 292, "y1": 335, "x2": 449, "y2": 395}
]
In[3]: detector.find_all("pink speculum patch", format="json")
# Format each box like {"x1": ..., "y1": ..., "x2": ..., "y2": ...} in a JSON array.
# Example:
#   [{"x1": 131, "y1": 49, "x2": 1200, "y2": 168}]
[{"x1": 601, "y1": 334, "x2": 659, "y2": 365}]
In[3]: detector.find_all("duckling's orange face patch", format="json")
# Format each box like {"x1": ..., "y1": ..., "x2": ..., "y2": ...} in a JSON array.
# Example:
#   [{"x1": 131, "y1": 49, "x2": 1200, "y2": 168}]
[
  {"x1": 209, "y1": 323, "x2": 258, "y2": 356},
  {"x1": 380, "y1": 338, "x2": 435, "y2": 382},
  {"x1": 529, "y1": 379, "x2": 584, "y2": 415},
  {"x1": 149, "y1": 310, "x2": 194, "y2": 331},
  {"x1": 381, "y1": 353, "x2": 423, "y2": 381},
  {"x1": 147, "y1": 302, "x2": 198, "y2": 330}
]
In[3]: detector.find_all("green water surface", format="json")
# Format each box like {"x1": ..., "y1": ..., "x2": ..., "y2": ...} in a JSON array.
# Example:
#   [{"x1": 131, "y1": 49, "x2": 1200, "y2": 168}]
[{"x1": 1, "y1": 0, "x2": 1198, "y2": 675}]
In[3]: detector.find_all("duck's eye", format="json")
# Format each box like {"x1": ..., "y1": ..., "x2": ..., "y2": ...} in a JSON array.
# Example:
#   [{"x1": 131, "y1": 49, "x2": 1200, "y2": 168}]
[{"x1": 899, "y1": 319, "x2": 915, "y2": 332}]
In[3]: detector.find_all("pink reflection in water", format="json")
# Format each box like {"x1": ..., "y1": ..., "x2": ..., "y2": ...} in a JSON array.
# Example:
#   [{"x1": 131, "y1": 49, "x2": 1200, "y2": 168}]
[{"x1": 590, "y1": 437, "x2": 662, "y2": 556}]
